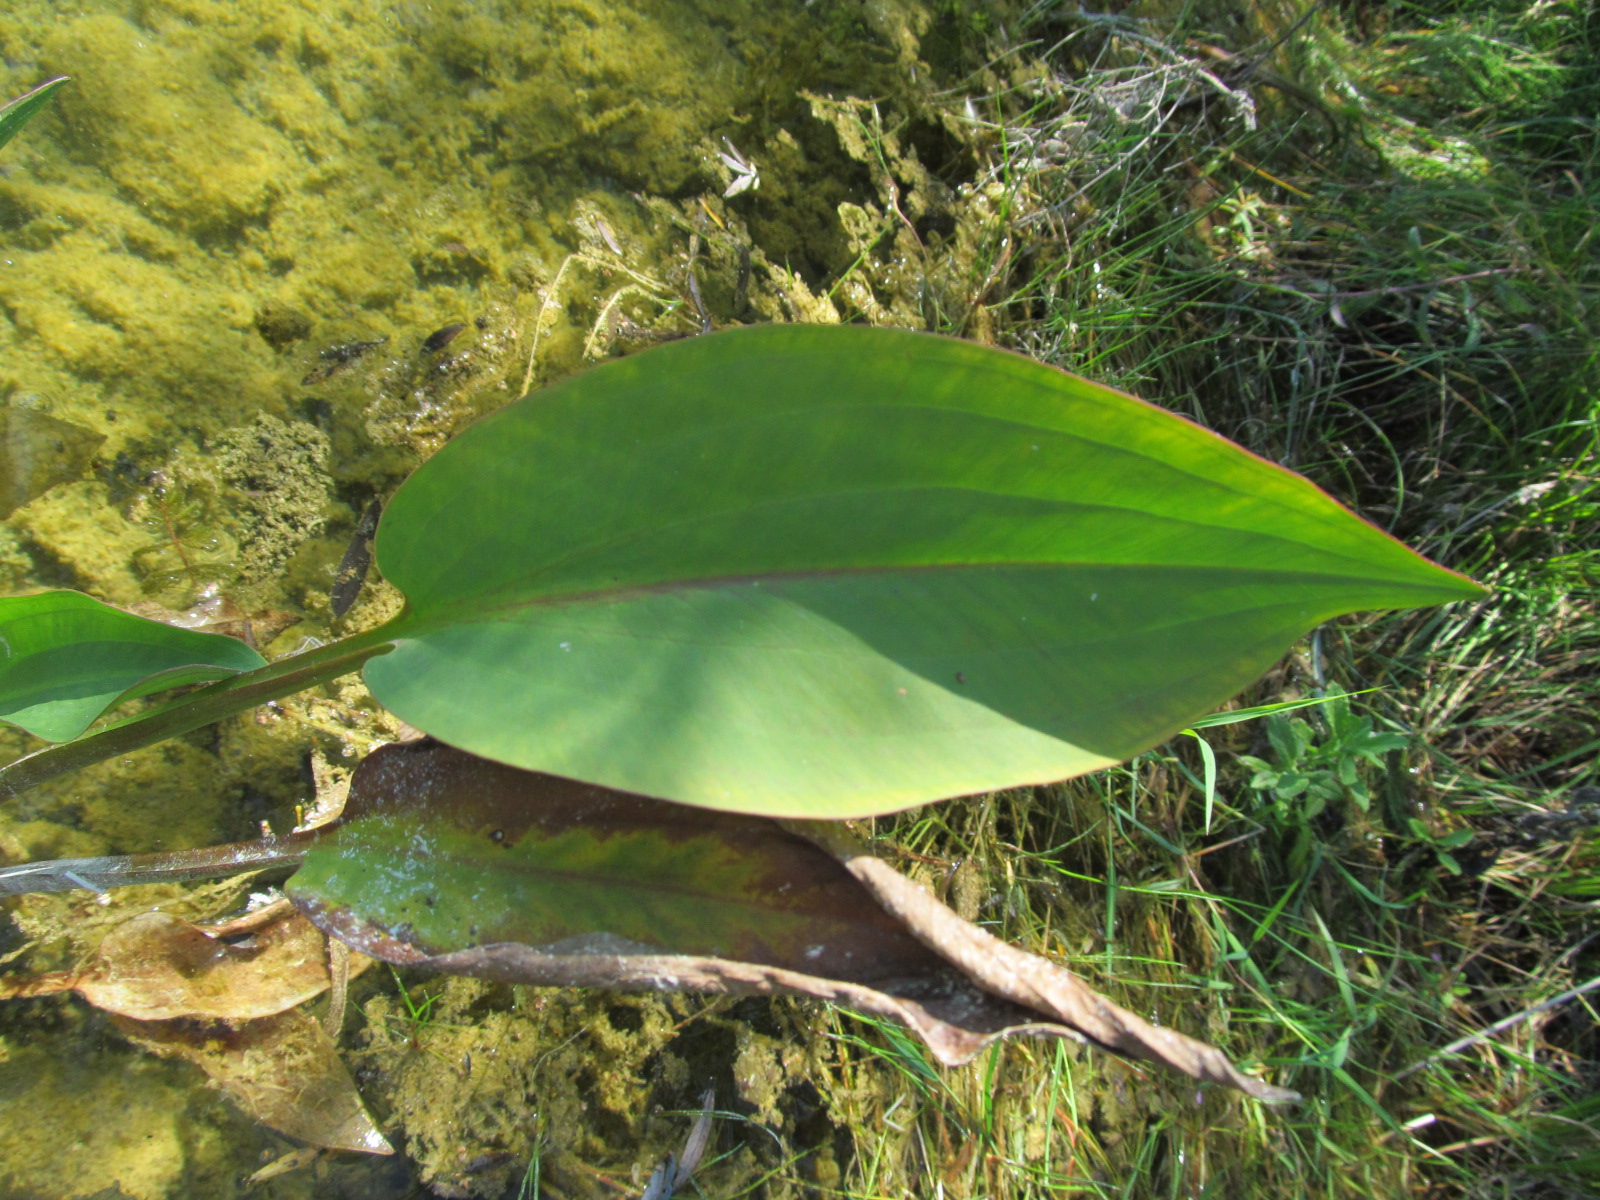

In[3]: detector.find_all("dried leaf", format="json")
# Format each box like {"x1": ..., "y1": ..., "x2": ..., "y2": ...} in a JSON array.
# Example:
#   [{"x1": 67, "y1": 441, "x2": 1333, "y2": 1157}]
[
  {"x1": 325, "y1": 936, "x2": 352, "y2": 1035},
  {"x1": 0, "y1": 403, "x2": 104, "y2": 518},
  {"x1": 289, "y1": 741, "x2": 1297, "y2": 1103},
  {"x1": 788, "y1": 820, "x2": 1300, "y2": 1103},
  {"x1": 0, "y1": 744, "x2": 1297, "y2": 1104},
  {"x1": 0, "y1": 905, "x2": 388, "y2": 1156},
  {"x1": 638, "y1": 1085, "x2": 716, "y2": 1200},
  {"x1": 11, "y1": 908, "x2": 366, "y2": 1021},
  {"x1": 246, "y1": 1146, "x2": 325, "y2": 1186},
  {"x1": 118, "y1": 1009, "x2": 393, "y2": 1154},
  {"x1": 674, "y1": 1086, "x2": 716, "y2": 1187},
  {"x1": 0, "y1": 904, "x2": 370, "y2": 1020}
]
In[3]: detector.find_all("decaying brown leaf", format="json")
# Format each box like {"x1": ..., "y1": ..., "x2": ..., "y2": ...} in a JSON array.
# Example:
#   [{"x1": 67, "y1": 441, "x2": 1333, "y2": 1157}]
[
  {"x1": 0, "y1": 741, "x2": 1299, "y2": 1108},
  {"x1": 118, "y1": 1009, "x2": 392, "y2": 1154},
  {"x1": 0, "y1": 402, "x2": 105, "y2": 518},
  {"x1": 292, "y1": 740, "x2": 1299, "y2": 1104},
  {"x1": 790, "y1": 820, "x2": 1301, "y2": 1103},
  {"x1": 0, "y1": 907, "x2": 366, "y2": 1021},
  {"x1": 0, "y1": 904, "x2": 390, "y2": 1154}
]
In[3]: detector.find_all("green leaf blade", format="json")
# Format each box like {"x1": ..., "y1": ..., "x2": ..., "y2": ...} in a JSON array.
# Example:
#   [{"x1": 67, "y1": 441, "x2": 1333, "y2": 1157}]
[
  {"x1": 294, "y1": 813, "x2": 844, "y2": 962},
  {"x1": 369, "y1": 325, "x2": 1483, "y2": 817},
  {"x1": 0, "y1": 77, "x2": 69, "y2": 155},
  {"x1": 0, "y1": 591, "x2": 266, "y2": 742}
]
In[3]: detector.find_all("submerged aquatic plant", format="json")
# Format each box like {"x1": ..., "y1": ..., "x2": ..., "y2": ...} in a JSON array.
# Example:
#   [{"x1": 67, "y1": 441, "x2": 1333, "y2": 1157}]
[{"x1": 0, "y1": 76, "x2": 68, "y2": 155}]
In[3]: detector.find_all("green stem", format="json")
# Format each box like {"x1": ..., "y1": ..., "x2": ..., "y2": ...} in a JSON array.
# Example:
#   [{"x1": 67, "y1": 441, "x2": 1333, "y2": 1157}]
[{"x1": 0, "y1": 625, "x2": 398, "y2": 801}]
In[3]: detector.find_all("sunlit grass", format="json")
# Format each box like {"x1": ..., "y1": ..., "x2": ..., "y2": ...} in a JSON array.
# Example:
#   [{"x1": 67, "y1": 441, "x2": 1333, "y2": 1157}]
[{"x1": 773, "y1": 2, "x2": 1599, "y2": 1197}]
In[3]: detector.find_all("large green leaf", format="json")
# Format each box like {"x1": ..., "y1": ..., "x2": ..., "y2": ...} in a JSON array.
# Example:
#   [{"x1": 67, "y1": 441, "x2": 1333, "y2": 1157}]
[
  {"x1": 0, "y1": 77, "x2": 68, "y2": 155},
  {"x1": 367, "y1": 324, "x2": 1482, "y2": 817},
  {"x1": 0, "y1": 591, "x2": 265, "y2": 741}
]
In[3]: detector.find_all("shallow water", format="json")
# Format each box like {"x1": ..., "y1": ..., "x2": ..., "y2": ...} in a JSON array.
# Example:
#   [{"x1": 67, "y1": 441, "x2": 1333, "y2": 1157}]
[{"x1": 0, "y1": 2, "x2": 957, "y2": 1195}]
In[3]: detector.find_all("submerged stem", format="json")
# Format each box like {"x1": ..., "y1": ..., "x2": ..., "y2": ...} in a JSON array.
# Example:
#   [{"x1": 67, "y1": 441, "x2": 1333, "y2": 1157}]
[
  {"x1": 0, "y1": 830, "x2": 323, "y2": 896},
  {"x1": 0, "y1": 627, "x2": 397, "y2": 801}
]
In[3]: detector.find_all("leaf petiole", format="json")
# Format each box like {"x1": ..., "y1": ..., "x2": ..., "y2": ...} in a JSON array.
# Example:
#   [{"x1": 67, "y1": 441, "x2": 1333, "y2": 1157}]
[{"x1": 0, "y1": 624, "x2": 397, "y2": 800}]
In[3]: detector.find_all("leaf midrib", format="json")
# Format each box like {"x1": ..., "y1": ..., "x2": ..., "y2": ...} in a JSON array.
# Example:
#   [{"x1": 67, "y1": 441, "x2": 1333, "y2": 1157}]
[
  {"x1": 493, "y1": 488, "x2": 1380, "y2": 599},
  {"x1": 390, "y1": 558, "x2": 1461, "y2": 638},
  {"x1": 396, "y1": 398, "x2": 1375, "y2": 596}
]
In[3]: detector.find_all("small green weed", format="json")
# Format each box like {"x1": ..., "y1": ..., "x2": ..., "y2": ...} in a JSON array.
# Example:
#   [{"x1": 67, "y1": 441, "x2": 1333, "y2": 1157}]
[
  {"x1": 1236, "y1": 685, "x2": 1409, "y2": 875},
  {"x1": 1241, "y1": 685, "x2": 1408, "y2": 818},
  {"x1": 383, "y1": 965, "x2": 445, "y2": 1050}
]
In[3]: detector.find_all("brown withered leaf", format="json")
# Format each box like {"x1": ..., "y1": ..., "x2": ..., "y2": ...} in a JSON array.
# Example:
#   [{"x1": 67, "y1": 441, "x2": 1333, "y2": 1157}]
[
  {"x1": 0, "y1": 907, "x2": 367, "y2": 1021},
  {"x1": 789, "y1": 820, "x2": 1298, "y2": 1101},
  {"x1": 289, "y1": 740, "x2": 1298, "y2": 1104},
  {"x1": 0, "y1": 403, "x2": 104, "y2": 518},
  {"x1": 117, "y1": 1009, "x2": 393, "y2": 1154},
  {"x1": 0, "y1": 905, "x2": 390, "y2": 1155}
]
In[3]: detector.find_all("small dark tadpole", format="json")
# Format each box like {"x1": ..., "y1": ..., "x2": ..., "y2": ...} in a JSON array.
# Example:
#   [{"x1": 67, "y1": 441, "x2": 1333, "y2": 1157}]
[
  {"x1": 330, "y1": 498, "x2": 383, "y2": 619},
  {"x1": 421, "y1": 322, "x2": 466, "y2": 355},
  {"x1": 318, "y1": 336, "x2": 388, "y2": 365},
  {"x1": 302, "y1": 336, "x2": 389, "y2": 385}
]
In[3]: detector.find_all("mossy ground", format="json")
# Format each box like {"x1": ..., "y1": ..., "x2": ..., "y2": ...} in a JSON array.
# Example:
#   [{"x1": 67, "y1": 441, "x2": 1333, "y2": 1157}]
[{"x1": 2, "y1": 1, "x2": 1598, "y2": 1198}]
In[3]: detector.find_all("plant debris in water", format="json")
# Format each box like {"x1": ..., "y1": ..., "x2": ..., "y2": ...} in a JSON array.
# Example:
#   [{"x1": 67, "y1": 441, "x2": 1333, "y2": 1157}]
[
  {"x1": 0, "y1": 399, "x2": 103, "y2": 519},
  {"x1": 287, "y1": 740, "x2": 1297, "y2": 1102}
]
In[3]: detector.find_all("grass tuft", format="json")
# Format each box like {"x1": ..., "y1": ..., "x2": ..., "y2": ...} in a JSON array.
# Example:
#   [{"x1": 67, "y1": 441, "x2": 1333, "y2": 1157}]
[{"x1": 777, "y1": 2, "x2": 1600, "y2": 1196}]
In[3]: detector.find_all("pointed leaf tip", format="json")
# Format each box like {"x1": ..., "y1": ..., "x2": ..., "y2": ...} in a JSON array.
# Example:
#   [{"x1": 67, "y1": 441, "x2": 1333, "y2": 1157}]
[{"x1": 0, "y1": 77, "x2": 69, "y2": 155}]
